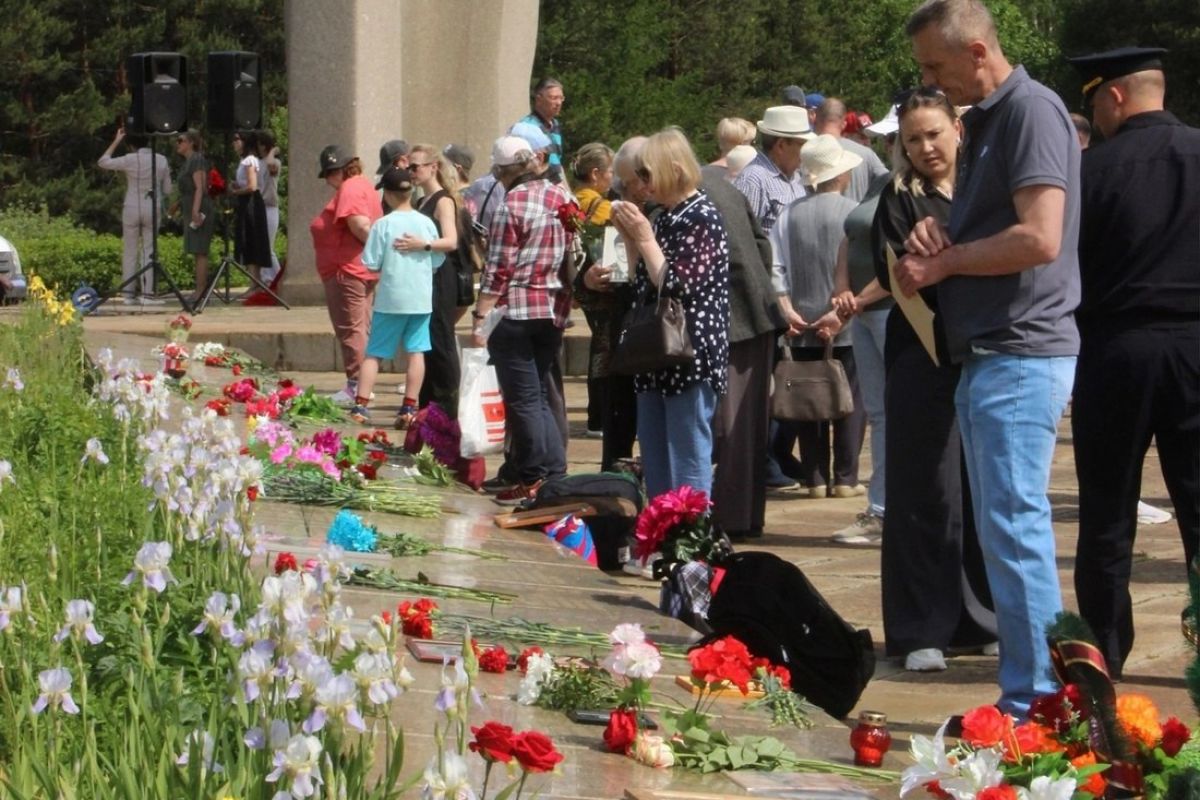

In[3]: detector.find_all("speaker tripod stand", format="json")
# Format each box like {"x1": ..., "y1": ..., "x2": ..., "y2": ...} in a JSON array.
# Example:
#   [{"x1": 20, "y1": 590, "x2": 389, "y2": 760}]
[{"x1": 191, "y1": 206, "x2": 289, "y2": 313}]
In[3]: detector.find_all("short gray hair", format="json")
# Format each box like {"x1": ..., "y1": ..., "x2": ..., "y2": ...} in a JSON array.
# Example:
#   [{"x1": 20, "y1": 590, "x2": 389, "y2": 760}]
[
  {"x1": 613, "y1": 136, "x2": 648, "y2": 178},
  {"x1": 906, "y1": 0, "x2": 998, "y2": 47}
]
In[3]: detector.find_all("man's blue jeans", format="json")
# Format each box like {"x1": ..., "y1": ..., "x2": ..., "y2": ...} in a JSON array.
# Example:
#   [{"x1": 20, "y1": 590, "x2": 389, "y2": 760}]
[
  {"x1": 487, "y1": 318, "x2": 567, "y2": 484},
  {"x1": 955, "y1": 352, "x2": 1075, "y2": 716},
  {"x1": 637, "y1": 382, "x2": 718, "y2": 501},
  {"x1": 852, "y1": 311, "x2": 888, "y2": 517}
]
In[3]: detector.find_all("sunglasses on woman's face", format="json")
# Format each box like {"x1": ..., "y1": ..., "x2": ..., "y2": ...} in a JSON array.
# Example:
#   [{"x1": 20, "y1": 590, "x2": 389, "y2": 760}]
[{"x1": 634, "y1": 166, "x2": 651, "y2": 183}]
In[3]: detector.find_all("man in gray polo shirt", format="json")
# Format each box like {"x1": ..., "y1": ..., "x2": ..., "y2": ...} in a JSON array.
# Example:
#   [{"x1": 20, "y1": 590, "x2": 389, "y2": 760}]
[{"x1": 896, "y1": 0, "x2": 1080, "y2": 717}]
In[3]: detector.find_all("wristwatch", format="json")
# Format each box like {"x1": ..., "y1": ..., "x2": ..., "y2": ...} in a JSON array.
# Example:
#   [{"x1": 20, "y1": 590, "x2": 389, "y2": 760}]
[{"x1": 423, "y1": 242, "x2": 432, "y2": 252}]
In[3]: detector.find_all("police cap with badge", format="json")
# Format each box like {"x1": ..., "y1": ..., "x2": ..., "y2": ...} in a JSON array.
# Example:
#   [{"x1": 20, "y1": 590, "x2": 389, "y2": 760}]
[{"x1": 1067, "y1": 46, "x2": 1168, "y2": 102}]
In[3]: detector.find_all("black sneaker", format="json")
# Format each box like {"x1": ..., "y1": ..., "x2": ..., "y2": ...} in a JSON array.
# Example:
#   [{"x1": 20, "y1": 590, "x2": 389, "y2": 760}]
[{"x1": 482, "y1": 475, "x2": 516, "y2": 493}]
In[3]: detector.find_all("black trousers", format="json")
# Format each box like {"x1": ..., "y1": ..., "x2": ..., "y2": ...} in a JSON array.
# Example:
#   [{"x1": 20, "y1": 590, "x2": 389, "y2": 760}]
[
  {"x1": 772, "y1": 344, "x2": 866, "y2": 489},
  {"x1": 881, "y1": 325, "x2": 995, "y2": 656},
  {"x1": 1073, "y1": 323, "x2": 1200, "y2": 677},
  {"x1": 712, "y1": 331, "x2": 773, "y2": 533},
  {"x1": 419, "y1": 257, "x2": 461, "y2": 417}
]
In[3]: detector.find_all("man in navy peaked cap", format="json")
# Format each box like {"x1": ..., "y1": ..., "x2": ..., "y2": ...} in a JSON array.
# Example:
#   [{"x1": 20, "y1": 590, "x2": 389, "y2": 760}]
[{"x1": 1067, "y1": 45, "x2": 1200, "y2": 680}]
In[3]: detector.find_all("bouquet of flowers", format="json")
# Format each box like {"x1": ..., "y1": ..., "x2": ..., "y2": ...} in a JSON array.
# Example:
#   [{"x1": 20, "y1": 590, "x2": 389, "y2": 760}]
[
  {"x1": 167, "y1": 313, "x2": 192, "y2": 342},
  {"x1": 555, "y1": 199, "x2": 587, "y2": 234},
  {"x1": 903, "y1": 612, "x2": 1199, "y2": 800},
  {"x1": 633, "y1": 485, "x2": 731, "y2": 566},
  {"x1": 901, "y1": 694, "x2": 1192, "y2": 800}
]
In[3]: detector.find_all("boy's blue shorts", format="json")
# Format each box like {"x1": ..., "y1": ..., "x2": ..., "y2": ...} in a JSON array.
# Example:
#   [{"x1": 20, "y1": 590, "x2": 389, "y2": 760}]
[{"x1": 365, "y1": 311, "x2": 432, "y2": 357}]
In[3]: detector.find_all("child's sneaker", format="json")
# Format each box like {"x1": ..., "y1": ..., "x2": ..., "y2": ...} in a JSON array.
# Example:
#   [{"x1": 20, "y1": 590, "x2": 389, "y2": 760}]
[
  {"x1": 348, "y1": 405, "x2": 371, "y2": 425},
  {"x1": 393, "y1": 404, "x2": 417, "y2": 430}
]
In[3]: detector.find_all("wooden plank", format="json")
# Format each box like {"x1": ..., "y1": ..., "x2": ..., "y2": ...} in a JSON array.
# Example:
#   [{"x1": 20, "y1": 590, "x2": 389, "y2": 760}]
[{"x1": 492, "y1": 503, "x2": 597, "y2": 529}]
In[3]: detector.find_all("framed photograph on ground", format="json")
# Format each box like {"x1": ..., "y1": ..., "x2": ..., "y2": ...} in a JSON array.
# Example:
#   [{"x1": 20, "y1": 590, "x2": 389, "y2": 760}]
[{"x1": 406, "y1": 639, "x2": 480, "y2": 663}]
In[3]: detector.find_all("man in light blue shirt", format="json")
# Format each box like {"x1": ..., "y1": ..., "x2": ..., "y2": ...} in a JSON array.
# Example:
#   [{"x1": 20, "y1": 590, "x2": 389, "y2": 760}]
[{"x1": 732, "y1": 106, "x2": 813, "y2": 233}]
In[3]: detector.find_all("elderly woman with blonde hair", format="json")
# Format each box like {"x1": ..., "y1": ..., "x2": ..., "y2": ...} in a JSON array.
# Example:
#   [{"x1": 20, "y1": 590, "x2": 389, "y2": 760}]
[
  {"x1": 612, "y1": 128, "x2": 731, "y2": 500},
  {"x1": 704, "y1": 117, "x2": 756, "y2": 180}
]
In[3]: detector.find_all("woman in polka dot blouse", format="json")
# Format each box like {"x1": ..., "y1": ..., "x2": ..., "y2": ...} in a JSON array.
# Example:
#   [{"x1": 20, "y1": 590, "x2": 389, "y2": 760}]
[{"x1": 611, "y1": 128, "x2": 731, "y2": 500}]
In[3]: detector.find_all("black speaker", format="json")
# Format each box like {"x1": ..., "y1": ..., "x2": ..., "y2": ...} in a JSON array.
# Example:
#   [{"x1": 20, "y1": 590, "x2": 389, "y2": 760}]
[
  {"x1": 127, "y1": 52, "x2": 188, "y2": 134},
  {"x1": 207, "y1": 51, "x2": 262, "y2": 131}
]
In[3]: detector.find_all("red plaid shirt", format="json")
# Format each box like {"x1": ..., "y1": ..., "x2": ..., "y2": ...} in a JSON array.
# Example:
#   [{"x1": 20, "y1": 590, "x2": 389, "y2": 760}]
[{"x1": 480, "y1": 175, "x2": 573, "y2": 326}]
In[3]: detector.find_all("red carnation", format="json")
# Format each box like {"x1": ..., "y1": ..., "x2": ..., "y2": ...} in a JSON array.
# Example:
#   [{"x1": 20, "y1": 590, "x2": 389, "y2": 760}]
[
  {"x1": 246, "y1": 485, "x2": 259, "y2": 502},
  {"x1": 231, "y1": 365, "x2": 243, "y2": 376},
  {"x1": 604, "y1": 708, "x2": 639, "y2": 754},
  {"x1": 368, "y1": 450, "x2": 388, "y2": 462},
  {"x1": 274, "y1": 552, "x2": 298, "y2": 574},
  {"x1": 1161, "y1": 715, "x2": 1191, "y2": 757},
  {"x1": 356, "y1": 463, "x2": 378, "y2": 480},
  {"x1": 470, "y1": 721, "x2": 516, "y2": 763},
  {"x1": 206, "y1": 397, "x2": 231, "y2": 416},
  {"x1": 207, "y1": 167, "x2": 226, "y2": 197},
  {"x1": 510, "y1": 730, "x2": 564, "y2": 773},
  {"x1": 977, "y1": 787, "x2": 1018, "y2": 800},
  {"x1": 478, "y1": 645, "x2": 509, "y2": 673}
]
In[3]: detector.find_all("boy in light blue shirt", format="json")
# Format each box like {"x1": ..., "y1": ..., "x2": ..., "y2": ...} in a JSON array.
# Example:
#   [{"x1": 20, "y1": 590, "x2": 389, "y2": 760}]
[{"x1": 350, "y1": 167, "x2": 445, "y2": 428}]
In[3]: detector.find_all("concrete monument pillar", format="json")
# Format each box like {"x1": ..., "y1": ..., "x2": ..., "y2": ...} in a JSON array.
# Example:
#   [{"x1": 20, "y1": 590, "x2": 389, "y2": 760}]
[{"x1": 283, "y1": 0, "x2": 540, "y2": 304}]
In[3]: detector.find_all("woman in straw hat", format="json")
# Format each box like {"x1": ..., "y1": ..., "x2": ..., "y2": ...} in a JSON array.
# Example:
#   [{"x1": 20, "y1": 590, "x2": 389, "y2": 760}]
[{"x1": 769, "y1": 134, "x2": 867, "y2": 501}]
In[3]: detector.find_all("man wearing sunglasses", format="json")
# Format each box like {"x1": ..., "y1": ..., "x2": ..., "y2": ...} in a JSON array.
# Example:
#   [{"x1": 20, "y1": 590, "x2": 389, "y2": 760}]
[{"x1": 898, "y1": 0, "x2": 1081, "y2": 718}]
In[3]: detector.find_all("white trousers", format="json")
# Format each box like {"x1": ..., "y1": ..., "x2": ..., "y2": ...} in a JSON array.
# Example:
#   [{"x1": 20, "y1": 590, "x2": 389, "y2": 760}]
[{"x1": 121, "y1": 198, "x2": 156, "y2": 296}]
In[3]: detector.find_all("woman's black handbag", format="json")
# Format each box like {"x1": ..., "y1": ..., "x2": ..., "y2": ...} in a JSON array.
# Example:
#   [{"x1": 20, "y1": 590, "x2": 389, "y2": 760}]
[
  {"x1": 608, "y1": 284, "x2": 694, "y2": 375},
  {"x1": 770, "y1": 341, "x2": 854, "y2": 421}
]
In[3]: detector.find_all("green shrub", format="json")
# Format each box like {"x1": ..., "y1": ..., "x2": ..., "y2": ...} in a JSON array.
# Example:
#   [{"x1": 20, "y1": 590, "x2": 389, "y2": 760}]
[{"x1": 1, "y1": 204, "x2": 287, "y2": 295}]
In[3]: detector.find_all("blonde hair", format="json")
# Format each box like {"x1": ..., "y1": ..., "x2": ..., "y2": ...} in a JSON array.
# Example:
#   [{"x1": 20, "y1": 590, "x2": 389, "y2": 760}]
[
  {"x1": 636, "y1": 127, "x2": 701, "y2": 201},
  {"x1": 715, "y1": 117, "x2": 757, "y2": 155},
  {"x1": 410, "y1": 143, "x2": 460, "y2": 207}
]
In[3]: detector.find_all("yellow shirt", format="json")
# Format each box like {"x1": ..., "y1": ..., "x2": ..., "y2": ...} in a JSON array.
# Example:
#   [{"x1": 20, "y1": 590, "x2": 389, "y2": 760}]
[{"x1": 575, "y1": 187, "x2": 612, "y2": 226}]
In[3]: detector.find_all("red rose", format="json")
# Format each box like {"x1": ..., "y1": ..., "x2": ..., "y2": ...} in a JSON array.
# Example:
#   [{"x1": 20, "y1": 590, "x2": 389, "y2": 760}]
[
  {"x1": 356, "y1": 463, "x2": 378, "y2": 480},
  {"x1": 470, "y1": 721, "x2": 516, "y2": 763},
  {"x1": 368, "y1": 450, "x2": 388, "y2": 462},
  {"x1": 604, "y1": 708, "x2": 639, "y2": 754},
  {"x1": 204, "y1": 356, "x2": 222, "y2": 366},
  {"x1": 246, "y1": 485, "x2": 259, "y2": 502},
  {"x1": 231, "y1": 364, "x2": 242, "y2": 376},
  {"x1": 1161, "y1": 715, "x2": 1191, "y2": 757},
  {"x1": 977, "y1": 786, "x2": 1017, "y2": 800},
  {"x1": 274, "y1": 552, "x2": 298, "y2": 574},
  {"x1": 518, "y1": 646, "x2": 544, "y2": 673},
  {"x1": 961, "y1": 705, "x2": 1013, "y2": 748},
  {"x1": 510, "y1": 730, "x2": 564, "y2": 773},
  {"x1": 479, "y1": 646, "x2": 509, "y2": 673}
]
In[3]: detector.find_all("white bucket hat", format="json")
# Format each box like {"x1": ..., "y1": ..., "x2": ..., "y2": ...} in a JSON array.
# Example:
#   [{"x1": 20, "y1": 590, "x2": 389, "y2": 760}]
[
  {"x1": 756, "y1": 105, "x2": 814, "y2": 139},
  {"x1": 800, "y1": 134, "x2": 863, "y2": 186}
]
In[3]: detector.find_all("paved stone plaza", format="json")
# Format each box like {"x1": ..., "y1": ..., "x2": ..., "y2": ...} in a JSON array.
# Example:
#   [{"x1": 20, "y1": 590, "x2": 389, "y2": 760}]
[{"x1": 76, "y1": 305, "x2": 1194, "y2": 797}]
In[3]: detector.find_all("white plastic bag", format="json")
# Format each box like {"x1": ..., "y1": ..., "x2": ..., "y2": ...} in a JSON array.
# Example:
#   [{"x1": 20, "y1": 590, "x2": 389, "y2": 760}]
[{"x1": 459, "y1": 347, "x2": 506, "y2": 457}]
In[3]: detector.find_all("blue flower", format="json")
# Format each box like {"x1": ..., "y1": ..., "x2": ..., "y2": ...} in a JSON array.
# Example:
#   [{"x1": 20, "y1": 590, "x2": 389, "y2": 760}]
[{"x1": 326, "y1": 510, "x2": 378, "y2": 553}]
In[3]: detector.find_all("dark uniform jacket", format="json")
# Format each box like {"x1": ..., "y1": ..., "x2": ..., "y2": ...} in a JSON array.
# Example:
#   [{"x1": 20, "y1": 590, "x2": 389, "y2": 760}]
[{"x1": 1078, "y1": 110, "x2": 1200, "y2": 331}]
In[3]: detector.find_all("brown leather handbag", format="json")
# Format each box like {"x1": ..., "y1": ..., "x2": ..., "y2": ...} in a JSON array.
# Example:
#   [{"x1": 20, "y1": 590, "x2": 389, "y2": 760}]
[{"x1": 771, "y1": 342, "x2": 854, "y2": 421}]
